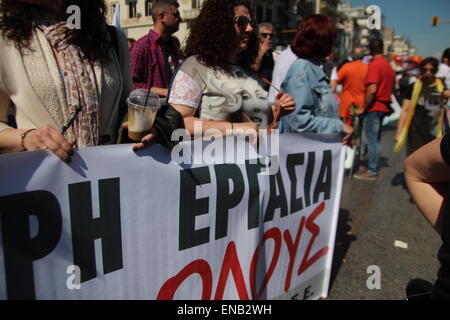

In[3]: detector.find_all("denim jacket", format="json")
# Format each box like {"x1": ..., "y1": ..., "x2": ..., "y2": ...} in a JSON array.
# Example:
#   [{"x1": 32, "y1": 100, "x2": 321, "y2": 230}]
[{"x1": 279, "y1": 58, "x2": 343, "y2": 134}]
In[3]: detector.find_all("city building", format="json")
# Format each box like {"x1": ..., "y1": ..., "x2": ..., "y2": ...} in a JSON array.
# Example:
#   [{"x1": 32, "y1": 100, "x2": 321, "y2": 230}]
[
  {"x1": 337, "y1": 1, "x2": 417, "y2": 62},
  {"x1": 105, "y1": 0, "x2": 342, "y2": 50},
  {"x1": 391, "y1": 35, "x2": 412, "y2": 56},
  {"x1": 383, "y1": 27, "x2": 394, "y2": 55},
  {"x1": 105, "y1": 0, "x2": 417, "y2": 61},
  {"x1": 105, "y1": 0, "x2": 205, "y2": 47},
  {"x1": 316, "y1": 0, "x2": 339, "y2": 17},
  {"x1": 337, "y1": 1, "x2": 384, "y2": 54}
]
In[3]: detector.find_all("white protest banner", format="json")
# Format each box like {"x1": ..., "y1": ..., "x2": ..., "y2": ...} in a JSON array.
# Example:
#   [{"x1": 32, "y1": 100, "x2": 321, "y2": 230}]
[{"x1": 0, "y1": 133, "x2": 344, "y2": 300}]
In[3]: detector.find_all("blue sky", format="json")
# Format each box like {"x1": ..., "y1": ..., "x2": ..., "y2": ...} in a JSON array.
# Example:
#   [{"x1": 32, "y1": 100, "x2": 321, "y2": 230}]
[{"x1": 349, "y1": 0, "x2": 450, "y2": 58}]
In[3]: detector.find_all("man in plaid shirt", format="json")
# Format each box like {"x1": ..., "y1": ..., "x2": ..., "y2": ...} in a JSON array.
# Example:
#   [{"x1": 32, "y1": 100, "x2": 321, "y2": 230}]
[{"x1": 130, "y1": 0, "x2": 182, "y2": 97}]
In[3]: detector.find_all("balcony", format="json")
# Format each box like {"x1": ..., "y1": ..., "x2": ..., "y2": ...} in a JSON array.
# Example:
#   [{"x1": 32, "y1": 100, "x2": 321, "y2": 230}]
[
  {"x1": 182, "y1": 8, "x2": 200, "y2": 20},
  {"x1": 121, "y1": 15, "x2": 153, "y2": 27}
]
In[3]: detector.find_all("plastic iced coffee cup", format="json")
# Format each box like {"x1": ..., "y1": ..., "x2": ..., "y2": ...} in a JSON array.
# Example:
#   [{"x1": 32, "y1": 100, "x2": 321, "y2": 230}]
[{"x1": 127, "y1": 92, "x2": 161, "y2": 141}]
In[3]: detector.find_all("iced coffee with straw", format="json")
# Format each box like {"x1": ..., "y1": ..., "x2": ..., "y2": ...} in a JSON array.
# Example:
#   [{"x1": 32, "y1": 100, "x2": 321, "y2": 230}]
[{"x1": 127, "y1": 91, "x2": 160, "y2": 141}]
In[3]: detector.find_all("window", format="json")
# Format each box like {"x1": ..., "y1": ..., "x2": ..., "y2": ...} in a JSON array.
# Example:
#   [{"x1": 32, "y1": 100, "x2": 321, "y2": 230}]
[
  {"x1": 145, "y1": 0, "x2": 153, "y2": 17},
  {"x1": 256, "y1": 5, "x2": 263, "y2": 23},
  {"x1": 266, "y1": 8, "x2": 272, "y2": 22},
  {"x1": 192, "y1": 0, "x2": 198, "y2": 9},
  {"x1": 129, "y1": 1, "x2": 137, "y2": 19}
]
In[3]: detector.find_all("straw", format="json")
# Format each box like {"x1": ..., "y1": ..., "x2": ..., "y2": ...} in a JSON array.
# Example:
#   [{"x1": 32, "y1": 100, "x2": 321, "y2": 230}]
[
  {"x1": 256, "y1": 75, "x2": 282, "y2": 134},
  {"x1": 260, "y1": 76, "x2": 281, "y2": 93},
  {"x1": 268, "y1": 104, "x2": 281, "y2": 134},
  {"x1": 144, "y1": 87, "x2": 152, "y2": 107}
]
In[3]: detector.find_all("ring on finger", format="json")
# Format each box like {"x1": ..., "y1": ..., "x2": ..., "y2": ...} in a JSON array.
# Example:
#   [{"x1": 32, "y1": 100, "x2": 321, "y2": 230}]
[{"x1": 42, "y1": 146, "x2": 49, "y2": 150}]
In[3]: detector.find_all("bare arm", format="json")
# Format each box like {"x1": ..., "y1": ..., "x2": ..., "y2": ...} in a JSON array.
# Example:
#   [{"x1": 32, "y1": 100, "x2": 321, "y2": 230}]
[
  {"x1": 170, "y1": 104, "x2": 258, "y2": 137},
  {"x1": 0, "y1": 125, "x2": 74, "y2": 161},
  {"x1": 363, "y1": 83, "x2": 378, "y2": 112},
  {"x1": 330, "y1": 80, "x2": 338, "y2": 94},
  {"x1": 171, "y1": 93, "x2": 294, "y2": 137},
  {"x1": 151, "y1": 87, "x2": 169, "y2": 98},
  {"x1": 395, "y1": 98, "x2": 411, "y2": 141},
  {"x1": 252, "y1": 37, "x2": 270, "y2": 72},
  {"x1": 404, "y1": 137, "x2": 450, "y2": 235}
]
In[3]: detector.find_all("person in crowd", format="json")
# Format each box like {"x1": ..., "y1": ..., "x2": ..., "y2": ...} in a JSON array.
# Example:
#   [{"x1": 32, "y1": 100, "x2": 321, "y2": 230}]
[
  {"x1": 253, "y1": 22, "x2": 275, "y2": 91},
  {"x1": 353, "y1": 38, "x2": 395, "y2": 180},
  {"x1": 395, "y1": 57, "x2": 446, "y2": 156},
  {"x1": 0, "y1": 0, "x2": 155, "y2": 161},
  {"x1": 437, "y1": 48, "x2": 450, "y2": 91},
  {"x1": 168, "y1": 0, "x2": 295, "y2": 138},
  {"x1": 404, "y1": 134, "x2": 450, "y2": 299},
  {"x1": 337, "y1": 46, "x2": 369, "y2": 122},
  {"x1": 322, "y1": 54, "x2": 336, "y2": 84},
  {"x1": 278, "y1": 14, "x2": 353, "y2": 142},
  {"x1": 130, "y1": 0, "x2": 182, "y2": 97},
  {"x1": 127, "y1": 37, "x2": 136, "y2": 49}
]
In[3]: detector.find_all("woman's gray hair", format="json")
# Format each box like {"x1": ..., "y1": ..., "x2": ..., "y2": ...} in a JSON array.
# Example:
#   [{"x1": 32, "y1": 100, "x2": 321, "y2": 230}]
[{"x1": 258, "y1": 22, "x2": 273, "y2": 33}]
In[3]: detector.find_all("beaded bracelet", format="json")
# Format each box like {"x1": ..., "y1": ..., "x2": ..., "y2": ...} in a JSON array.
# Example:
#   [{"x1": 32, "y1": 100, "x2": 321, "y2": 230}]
[{"x1": 20, "y1": 129, "x2": 36, "y2": 151}]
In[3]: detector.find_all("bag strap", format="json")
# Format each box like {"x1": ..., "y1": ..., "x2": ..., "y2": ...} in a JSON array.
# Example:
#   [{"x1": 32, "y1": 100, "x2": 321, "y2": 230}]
[
  {"x1": 107, "y1": 26, "x2": 132, "y2": 143},
  {"x1": 108, "y1": 25, "x2": 120, "y2": 62}
]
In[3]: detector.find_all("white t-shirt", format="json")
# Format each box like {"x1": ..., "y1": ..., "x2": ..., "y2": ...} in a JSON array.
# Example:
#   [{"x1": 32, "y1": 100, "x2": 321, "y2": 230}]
[
  {"x1": 437, "y1": 63, "x2": 450, "y2": 89},
  {"x1": 330, "y1": 66, "x2": 338, "y2": 81},
  {"x1": 169, "y1": 56, "x2": 271, "y2": 128}
]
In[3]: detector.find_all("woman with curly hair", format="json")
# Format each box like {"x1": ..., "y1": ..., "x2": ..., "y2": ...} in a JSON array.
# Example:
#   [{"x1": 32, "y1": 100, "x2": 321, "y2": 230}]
[
  {"x1": 279, "y1": 14, "x2": 353, "y2": 142},
  {"x1": 0, "y1": 0, "x2": 152, "y2": 161},
  {"x1": 168, "y1": 0, "x2": 295, "y2": 137}
]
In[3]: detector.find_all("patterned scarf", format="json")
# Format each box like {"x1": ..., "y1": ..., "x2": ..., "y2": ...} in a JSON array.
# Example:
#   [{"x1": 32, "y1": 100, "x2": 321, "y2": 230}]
[{"x1": 42, "y1": 22, "x2": 100, "y2": 147}]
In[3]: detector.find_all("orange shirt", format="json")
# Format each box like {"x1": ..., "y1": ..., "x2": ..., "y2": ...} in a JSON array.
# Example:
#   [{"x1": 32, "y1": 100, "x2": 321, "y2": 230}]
[{"x1": 337, "y1": 60, "x2": 369, "y2": 119}]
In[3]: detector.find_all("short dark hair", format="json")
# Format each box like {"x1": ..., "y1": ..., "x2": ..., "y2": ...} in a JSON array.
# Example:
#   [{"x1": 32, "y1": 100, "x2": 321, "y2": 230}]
[
  {"x1": 420, "y1": 57, "x2": 439, "y2": 73},
  {"x1": 369, "y1": 38, "x2": 384, "y2": 55},
  {"x1": 442, "y1": 48, "x2": 450, "y2": 63},
  {"x1": 351, "y1": 46, "x2": 365, "y2": 60},
  {"x1": 152, "y1": 0, "x2": 180, "y2": 21},
  {"x1": 290, "y1": 14, "x2": 336, "y2": 61}
]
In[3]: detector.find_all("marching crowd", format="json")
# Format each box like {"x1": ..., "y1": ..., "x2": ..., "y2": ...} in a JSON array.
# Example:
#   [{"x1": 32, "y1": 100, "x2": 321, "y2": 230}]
[{"x1": 1, "y1": 0, "x2": 450, "y2": 299}]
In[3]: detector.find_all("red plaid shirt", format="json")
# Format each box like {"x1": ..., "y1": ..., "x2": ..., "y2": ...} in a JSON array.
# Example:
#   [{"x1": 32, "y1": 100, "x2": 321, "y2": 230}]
[{"x1": 130, "y1": 30, "x2": 179, "y2": 89}]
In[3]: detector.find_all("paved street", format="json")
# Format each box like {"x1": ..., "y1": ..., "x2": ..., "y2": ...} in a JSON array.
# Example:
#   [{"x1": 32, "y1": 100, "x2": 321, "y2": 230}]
[{"x1": 328, "y1": 122, "x2": 442, "y2": 300}]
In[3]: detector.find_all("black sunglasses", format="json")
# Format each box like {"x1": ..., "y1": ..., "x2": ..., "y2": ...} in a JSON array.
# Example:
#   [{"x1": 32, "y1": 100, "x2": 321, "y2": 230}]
[
  {"x1": 234, "y1": 16, "x2": 255, "y2": 29},
  {"x1": 422, "y1": 67, "x2": 437, "y2": 73},
  {"x1": 260, "y1": 33, "x2": 273, "y2": 38},
  {"x1": 165, "y1": 11, "x2": 181, "y2": 18}
]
